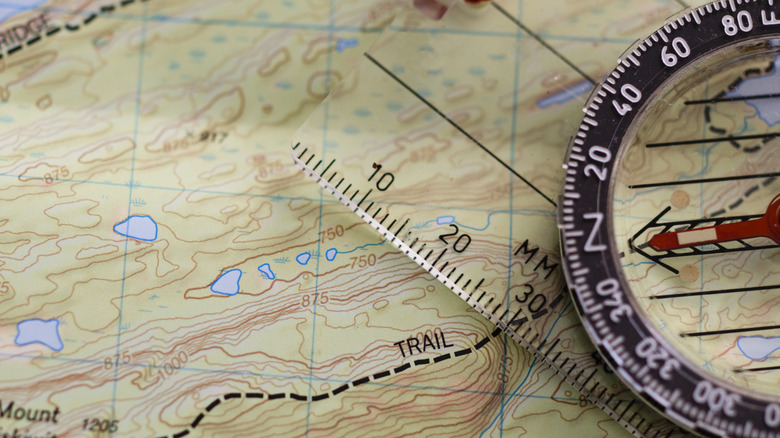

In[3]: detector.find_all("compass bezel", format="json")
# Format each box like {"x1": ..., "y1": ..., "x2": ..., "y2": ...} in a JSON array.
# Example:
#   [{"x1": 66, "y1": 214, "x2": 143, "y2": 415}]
[{"x1": 560, "y1": 1, "x2": 780, "y2": 435}]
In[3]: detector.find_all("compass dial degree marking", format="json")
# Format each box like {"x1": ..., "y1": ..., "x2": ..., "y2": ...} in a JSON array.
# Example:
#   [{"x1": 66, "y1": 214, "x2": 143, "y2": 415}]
[{"x1": 561, "y1": 1, "x2": 780, "y2": 436}]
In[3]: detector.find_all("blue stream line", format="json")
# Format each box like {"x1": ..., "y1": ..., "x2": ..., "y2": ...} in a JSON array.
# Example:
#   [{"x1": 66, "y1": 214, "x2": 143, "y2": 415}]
[
  {"x1": 408, "y1": 209, "x2": 554, "y2": 234},
  {"x1": 336, "y1": 238, "x2": 386, "y2": 255},
  {"x1": 497, "y1": 1, "x2": 525, "y2": 433},
  {"x1": 304, "y1": 0, "x2": 335, "y2": 434},
  {"x1": 480, "y1": 302, "x2": 572, "y2": 437},
  {"x1": 109, "y1": 1, "x2": 148, "y2": 431}
]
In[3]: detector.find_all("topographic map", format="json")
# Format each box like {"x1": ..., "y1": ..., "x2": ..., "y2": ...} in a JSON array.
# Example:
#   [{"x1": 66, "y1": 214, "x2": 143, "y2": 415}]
[{"x1": 0, "y1": 0, "x2": 708, "y2": 437}]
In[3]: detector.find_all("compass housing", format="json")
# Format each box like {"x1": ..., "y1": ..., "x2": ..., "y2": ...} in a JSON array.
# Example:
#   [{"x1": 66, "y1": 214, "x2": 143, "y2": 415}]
[{"x1": 561, "y1": 1, "x2": 780, "y2": 436}]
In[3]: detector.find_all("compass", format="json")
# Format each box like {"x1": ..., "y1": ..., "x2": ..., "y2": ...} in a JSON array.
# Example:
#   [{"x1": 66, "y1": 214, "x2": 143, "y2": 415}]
[{"x1": 561, "y1": 0, "x2": 780, "y2": 435}]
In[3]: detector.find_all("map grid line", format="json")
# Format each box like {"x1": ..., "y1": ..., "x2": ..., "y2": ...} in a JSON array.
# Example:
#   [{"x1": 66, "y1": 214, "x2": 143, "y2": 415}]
[
  {"x1": 109, "y1": 0, "x2": 149, "y2": 431},
  {"x1": 498, "y1": 1, "x2": 526, "y2": 434},
  {"x1": 304, "y1": 0, "x2": 337, "y2": 433}
]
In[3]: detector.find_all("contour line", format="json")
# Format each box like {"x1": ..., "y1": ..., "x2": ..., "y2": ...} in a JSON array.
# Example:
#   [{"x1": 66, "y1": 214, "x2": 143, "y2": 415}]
[
  {"x1": 156, "y1": 327, "x2": 504, "y2": 438},
  {"x1": 0, "y1": 0, "x2": 147, "y2": 58}
]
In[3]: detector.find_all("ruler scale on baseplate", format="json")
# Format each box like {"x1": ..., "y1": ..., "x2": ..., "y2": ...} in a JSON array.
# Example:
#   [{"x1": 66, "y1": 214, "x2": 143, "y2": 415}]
[{"x1": 292, "y1": 2, "x2": 682, "y2": 437}]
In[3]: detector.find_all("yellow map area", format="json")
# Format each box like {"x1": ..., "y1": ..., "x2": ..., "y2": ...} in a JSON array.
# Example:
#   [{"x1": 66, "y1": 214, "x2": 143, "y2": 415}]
[{"x1": 0, "y1": 0, "x2": 706, "y2": 437}]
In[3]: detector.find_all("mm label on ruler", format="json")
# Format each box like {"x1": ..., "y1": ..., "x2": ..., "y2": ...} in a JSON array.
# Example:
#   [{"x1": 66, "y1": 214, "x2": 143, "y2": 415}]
[{"x1": 292, "y1": 2, "x2": 689, "y2": 437}]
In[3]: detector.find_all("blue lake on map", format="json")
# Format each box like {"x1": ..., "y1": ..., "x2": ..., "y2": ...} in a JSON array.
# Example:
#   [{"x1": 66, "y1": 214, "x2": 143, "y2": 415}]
[
  {"x1": 737, "y1": 336, "x2": 780, "y2": 360},
  {"x1": 257, "y1": 263, "x2": 275, "y2": 280},
  {"x1": 537, "y1": 81, "x2": 592, "y2": 109},
  {"x1": 436, "y1": 215, "x2": 455, "y2": 225},
  {"x1": 725, "y1": 56, "x2": 780, "y2": 126},
  {"x1": 336, "y1": 38, "x2": 358, "y2": 52},
  {"x1": 211, "y1": 269, "x2": 242, "y2": 296},
  {"x1": 15, "y1": 319, "x2": 63, "y2": 351},
  {"x1": 113, "y1": 215, "x2": 158, "y2": 241},
  {"x1": 325, "y1": 248, "x2": 337, "y2": 261},
  {"x1": 296, "y1": 252, "x2": 311, "y2": 265}
]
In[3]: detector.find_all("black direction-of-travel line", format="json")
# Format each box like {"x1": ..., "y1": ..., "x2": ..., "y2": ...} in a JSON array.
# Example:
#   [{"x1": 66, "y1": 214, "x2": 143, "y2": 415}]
[
  {"x1": 685, "y1": 92, "x2": 780, "y2": 105},
  {"x1": 0, "y1": 0, "x2": 146, "y2": 58},
  {"x1": 650, "y1": 284, "x2": 780, "y2": 300},
  {"x1": 362, "y1": 52, "x2": 557, "y2": 208},
  {"x1": 629, "y1": 171, "x2": 780, "y2": 189},
  {"x1": 681, "y1": 324, "x2": 780, "y2": 338},
  {"x1": 735, "y1": 364, "x2": 780, "y2": 373},
  {"x1": 489, "y1": 2, "x2": 596, "y2": 86},
  {"x1": 646, "y1": 132, "x2": 780, "y2": 148},
  {"x1": 157, "y1": 328, "x2": 505, "y2": 438}
]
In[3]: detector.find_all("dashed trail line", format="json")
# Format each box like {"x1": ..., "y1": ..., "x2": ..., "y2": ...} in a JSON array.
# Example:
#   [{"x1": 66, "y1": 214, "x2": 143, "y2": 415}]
[
  {"x1": 156, "y1": 328, "x2": 505, "y2": 438},
  {"x1": 704, "y1": 60, "x2": 778, "y2": 217},
  {"x1": 0, "y1": 0, "x2": 147, "y2": 59}
]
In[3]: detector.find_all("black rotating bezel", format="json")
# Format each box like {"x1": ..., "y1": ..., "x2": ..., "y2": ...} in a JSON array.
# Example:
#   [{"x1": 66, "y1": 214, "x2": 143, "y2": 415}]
[{"x1": 561, "y1": 1, "x2": 780, "y2": 436}]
